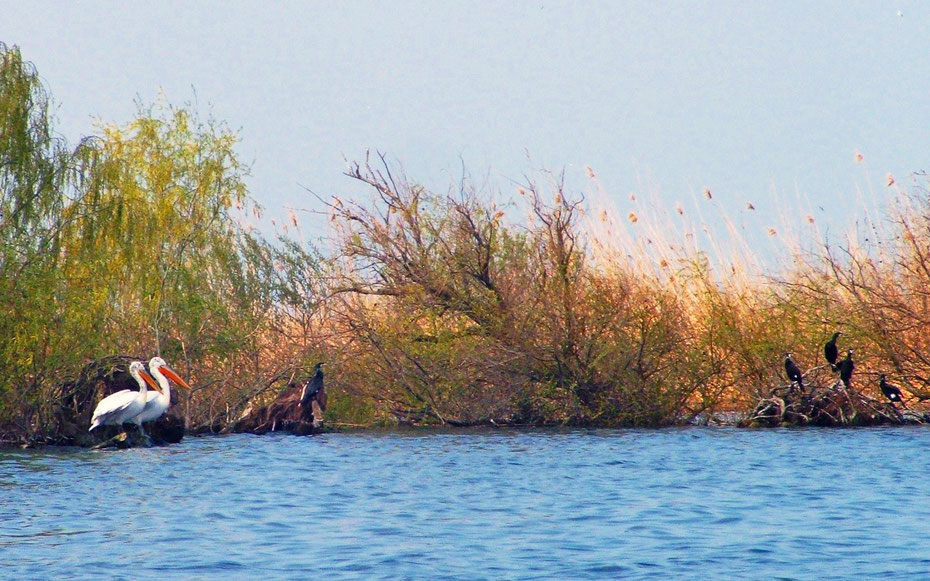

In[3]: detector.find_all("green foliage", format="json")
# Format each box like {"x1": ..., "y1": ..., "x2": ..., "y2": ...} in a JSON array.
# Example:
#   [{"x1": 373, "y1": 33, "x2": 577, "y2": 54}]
[
  {"x1": 0, "y1": 43, "x2": 92, "y2": 429},
  {"x1": 0, "y1": 46, "x2": 325, "y2": 441}
]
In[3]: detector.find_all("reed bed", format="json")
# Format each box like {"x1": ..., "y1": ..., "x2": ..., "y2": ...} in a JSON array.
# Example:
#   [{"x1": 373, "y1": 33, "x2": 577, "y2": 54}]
[{"x1": 3, "y1": 43, "x2": 927, "y2": 443}]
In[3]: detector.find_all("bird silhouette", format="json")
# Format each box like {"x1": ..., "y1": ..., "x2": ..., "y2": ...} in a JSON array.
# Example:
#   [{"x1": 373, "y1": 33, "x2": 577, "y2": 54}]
[
  {"x1": 784, "y1": 353, "x2": 804, "y2": 391},
  {"x1": 824, "y1": 331, "x2": 842, "y2": 371},
  {"x1": 299, "y1": 362, "x2": 325, "y2": 408},
  {"x1": 879, "y1": 374, "x2": 907, "y2": 408},
  {"x1": 836, "y1": 350, "x2": 854, "y2": 389}
]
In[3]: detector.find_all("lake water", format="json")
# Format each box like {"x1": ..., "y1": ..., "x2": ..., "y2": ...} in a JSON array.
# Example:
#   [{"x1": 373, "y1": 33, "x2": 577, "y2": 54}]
[{"x1": 3, "y1": 427, "x2": 930, "y2": 579}]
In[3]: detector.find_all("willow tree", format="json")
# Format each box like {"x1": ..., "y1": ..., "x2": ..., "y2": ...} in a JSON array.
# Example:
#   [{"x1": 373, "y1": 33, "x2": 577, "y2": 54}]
[
  {"x1": 71, "y1": 98, "x2": 332, "y2": 429},
  {"x1": 63, "y1": 102, "x2": 248, "y2": 353},
  {"x1": 56, "y1": 99, "x2": 307, "y2": 428},
  {"x1": 0, "y1": 42, "x2": 316, "y2": 440},
  {"x1": 0, "y1": 43, "x2": 96, "y2": 433}
]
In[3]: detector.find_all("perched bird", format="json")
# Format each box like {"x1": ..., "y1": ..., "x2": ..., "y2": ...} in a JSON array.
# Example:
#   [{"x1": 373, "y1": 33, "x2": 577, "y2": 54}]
[
  {"x1": 135, "y1": 357, "x2": 191, "y2": 427},
  {"x1": 299, "y1": 362, "x2": 325, "y2": 408},
  {"x1": 784, "y1": 353, "x2": 804, "y2": 391},
  {"x1": 879, "y1": 374, "x2": 907, "y2": 407},
  {"x1": 89, "y1": 361, "x2": 157, "y2": 432},
  {"x1": 824, "y1": 331, "x2": 842, "y2": 371},
  {"x1": 837, "y1": 350, "x2": 855, "y2": 389}
]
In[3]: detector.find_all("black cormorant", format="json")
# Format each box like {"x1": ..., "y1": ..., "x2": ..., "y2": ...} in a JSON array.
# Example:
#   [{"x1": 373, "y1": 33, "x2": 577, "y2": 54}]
[
  {"x1": 836, "y1": 350, "x2": 854, "y2": 389},
  {"x1": 784, "y1": 353, "x2": 804, "y2": 391},
  {"x1": 879, "y1": 374, "x2": 906, "y2": 407},
  {"x1": 824, "y1": 331, "x2": 842, "y2": 371},
  {"x1": 299, "y1": 362, "x2": 325, "y2": 407}
]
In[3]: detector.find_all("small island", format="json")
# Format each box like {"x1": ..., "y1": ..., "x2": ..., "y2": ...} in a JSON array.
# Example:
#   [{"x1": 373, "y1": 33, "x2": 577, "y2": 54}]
[{"x1": 2, "y1": 43, "x2": 930, "y2": 448}]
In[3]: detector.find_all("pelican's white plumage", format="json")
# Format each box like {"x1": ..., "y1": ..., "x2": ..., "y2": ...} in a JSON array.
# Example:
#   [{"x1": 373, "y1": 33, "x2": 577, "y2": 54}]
[
  {"x1": 89, "y1": 361, "x2": 157, "y2": 431},
  {"x1": 136, "y1": 356, "x2": 190, "y2": 425}
]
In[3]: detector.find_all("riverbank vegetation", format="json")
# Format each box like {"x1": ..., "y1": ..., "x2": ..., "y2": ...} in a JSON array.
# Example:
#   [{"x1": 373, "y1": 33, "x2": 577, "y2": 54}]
[{"x1": 2, "y1": 44, "x2": 928, "y2": 444}]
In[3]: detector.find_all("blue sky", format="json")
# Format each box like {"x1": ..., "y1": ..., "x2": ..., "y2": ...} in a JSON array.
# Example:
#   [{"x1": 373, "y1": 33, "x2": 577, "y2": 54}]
[{"x1": 4, "y1": 1, "x2": 929, "y2": 257}]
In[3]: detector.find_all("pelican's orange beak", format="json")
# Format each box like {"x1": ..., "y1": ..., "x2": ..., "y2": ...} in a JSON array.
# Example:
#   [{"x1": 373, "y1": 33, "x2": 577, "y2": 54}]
[
  {"x1": 161, "y1": 366, "x2": 192, "y2": 390},
  {"x1": 140, "y1": 371, "x2": 161, "y2": 393}
]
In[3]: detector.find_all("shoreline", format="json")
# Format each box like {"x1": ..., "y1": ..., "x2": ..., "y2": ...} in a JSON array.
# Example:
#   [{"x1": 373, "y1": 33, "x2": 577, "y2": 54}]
[{"x1": 12, "y1": 409, "x2": 930, "y2": 451}]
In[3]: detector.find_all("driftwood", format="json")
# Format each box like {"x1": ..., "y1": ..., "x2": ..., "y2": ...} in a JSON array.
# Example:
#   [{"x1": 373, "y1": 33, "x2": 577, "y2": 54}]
[
  {"x1": 229, "y1": 378, "x2": 327, "y2": 436},
  {"x1": 52, "y1": 355, "x2": 185, "y2": 448},
  {"x1": 741, "y1": 381, "x2": 927, "y2": 427}
]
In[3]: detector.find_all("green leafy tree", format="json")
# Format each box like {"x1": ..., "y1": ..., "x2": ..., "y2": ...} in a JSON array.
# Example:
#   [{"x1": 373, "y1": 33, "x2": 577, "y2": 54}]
[{"x1": 0, "y1": 43, "x2": 95, "y2": 433}]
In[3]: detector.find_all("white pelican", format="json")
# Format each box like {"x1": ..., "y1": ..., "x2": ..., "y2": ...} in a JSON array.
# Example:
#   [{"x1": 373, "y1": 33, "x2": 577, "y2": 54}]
[
  {"x1": 135, "y1": 356, "x2": 191, "y2": 425},
  {"x1": 89, "y1": 361, "x2": 158, "y2": 432}
]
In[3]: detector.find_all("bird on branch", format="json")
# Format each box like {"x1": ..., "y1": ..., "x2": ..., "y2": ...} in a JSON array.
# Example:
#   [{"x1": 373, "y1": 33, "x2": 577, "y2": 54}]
[
  {"x1": 784, "y1": 353, "x2": 804, "y2": 391},
  {"x1": 879, "y1": 374, "x2": 908, "y2": 409},
  {"x1": 824, "y1": 331, "x2": 842, "y2": 371},
  {"x1": 837, "y1": 350, "x2": 855, "y2": 389},
  {"x1": 300, "y1": 362, "x2": 325, "y2": 408}
]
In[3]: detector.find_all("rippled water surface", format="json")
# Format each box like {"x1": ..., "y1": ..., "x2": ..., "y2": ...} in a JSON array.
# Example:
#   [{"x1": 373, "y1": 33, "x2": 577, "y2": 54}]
[{"x1": 4, "y1": 427, "x2": 930, "y2": 579}]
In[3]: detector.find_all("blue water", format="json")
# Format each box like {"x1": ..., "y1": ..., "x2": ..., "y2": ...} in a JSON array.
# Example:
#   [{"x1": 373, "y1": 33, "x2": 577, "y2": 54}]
[{"x1": 2, "y1": 428, "x2": 930, "y2": 579}]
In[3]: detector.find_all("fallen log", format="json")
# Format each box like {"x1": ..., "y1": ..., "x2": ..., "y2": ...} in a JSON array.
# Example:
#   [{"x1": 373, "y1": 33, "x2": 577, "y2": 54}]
[
  {"x1": 229, "y1": 374, "x2": 327, "y2": 436},
  {"x1": 741, "y1": 382, "x2": 928, "y2": 427}
]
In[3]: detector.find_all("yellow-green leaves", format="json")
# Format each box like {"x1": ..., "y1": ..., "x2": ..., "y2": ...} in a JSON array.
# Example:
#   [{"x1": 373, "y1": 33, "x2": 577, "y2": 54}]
[{"x1": 0, "y1": 47, "x2": 303, "y2": 439}]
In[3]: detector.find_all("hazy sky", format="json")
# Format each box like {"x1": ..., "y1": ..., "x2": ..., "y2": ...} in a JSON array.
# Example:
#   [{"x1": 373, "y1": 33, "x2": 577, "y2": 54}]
[{"x1": 4, "y1": 1, "x2": 929, "y2": 252}]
